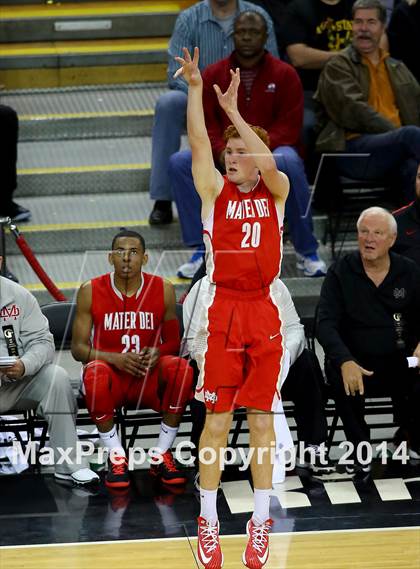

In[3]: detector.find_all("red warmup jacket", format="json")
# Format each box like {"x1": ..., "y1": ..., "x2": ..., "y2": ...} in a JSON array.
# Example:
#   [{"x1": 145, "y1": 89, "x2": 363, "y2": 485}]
[{"x1": 202, "y1": 51, "x2": 304, "y2": 160}]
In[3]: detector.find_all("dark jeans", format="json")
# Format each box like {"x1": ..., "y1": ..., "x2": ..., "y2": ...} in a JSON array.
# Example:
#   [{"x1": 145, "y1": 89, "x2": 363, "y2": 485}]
[
  {"x1": 0, "y1": 104, "x2": 18, "y2": 210},
  {"x1": 281, "y1": 348, "x2": 328, "y2": 446},
  {"x1": 189, "y1": 348, "x2": 329, "y2": 458},
  {"x1": 341, "y1": 126, "x2": 420, "y2": 202},
  {"x1": 327, "y1": 353, "x2": 420, "y2": 454}
]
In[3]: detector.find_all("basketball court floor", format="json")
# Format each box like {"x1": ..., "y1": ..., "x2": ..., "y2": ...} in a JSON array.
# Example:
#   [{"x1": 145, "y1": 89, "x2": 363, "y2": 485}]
[{"x1": 1, "y1": 460, "x2": 419, "y2": 568}]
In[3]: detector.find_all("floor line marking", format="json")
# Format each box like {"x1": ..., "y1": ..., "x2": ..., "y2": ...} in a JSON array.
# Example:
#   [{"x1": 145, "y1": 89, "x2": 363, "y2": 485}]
[{"x1": 1, "y1": 526, "x2": 418, "y2": 550}]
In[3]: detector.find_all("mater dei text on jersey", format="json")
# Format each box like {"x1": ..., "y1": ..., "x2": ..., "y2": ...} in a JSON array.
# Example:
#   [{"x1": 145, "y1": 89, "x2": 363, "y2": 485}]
[
  {"x1": 225, "y1": 198, "x2": 271, "y2": 220},
  {"x1": 103, "y1": 311, "x2": 155, "y2": 331}
]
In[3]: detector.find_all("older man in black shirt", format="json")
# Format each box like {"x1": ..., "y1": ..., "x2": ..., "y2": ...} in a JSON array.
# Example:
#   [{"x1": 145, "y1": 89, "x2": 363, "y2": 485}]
[{"x1": 317, "y1": 206, "x2": 420, "y2": 473}]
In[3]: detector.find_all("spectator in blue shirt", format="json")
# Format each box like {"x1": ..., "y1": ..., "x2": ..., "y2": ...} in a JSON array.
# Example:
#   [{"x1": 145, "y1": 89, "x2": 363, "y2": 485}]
[{"x1": 148, "y1": 0, "x2": 278, "y2": 225}]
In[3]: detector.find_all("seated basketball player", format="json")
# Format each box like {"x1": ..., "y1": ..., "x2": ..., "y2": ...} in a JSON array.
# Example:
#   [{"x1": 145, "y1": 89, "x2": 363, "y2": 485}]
[
  {"x1": 175, "y1": 48, "x2": 289, "y2": 569},
  {"x1": 71, "y1": 229, "x2": 193, "y2": 489}
]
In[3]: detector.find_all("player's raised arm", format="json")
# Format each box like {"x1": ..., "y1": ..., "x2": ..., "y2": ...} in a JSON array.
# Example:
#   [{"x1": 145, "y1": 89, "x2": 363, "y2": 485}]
[
  {"x1": 174, "y1": 47, "x2": 223, "y2": 207},
  {"x1": 214, "y1": 68, "x2": 289, "y2": 204}
]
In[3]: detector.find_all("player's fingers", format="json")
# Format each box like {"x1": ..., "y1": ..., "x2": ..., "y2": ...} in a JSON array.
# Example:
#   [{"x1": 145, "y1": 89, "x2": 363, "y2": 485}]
[
  {"x1": 192, "y1": 46, "x2": 199, "y2": 64},
  {"x1": 173, "y1": 68, "x2": 184, "y2": 79},
  {"x1": 360, "y1": 367, "x2": 374, "y2": 376},
  {"x1": 182, "y1": 47, "x2": 192, "y2": 62},
  {"x1": 124, "y1": 361, "x2": 137, "y2": 373},
  {"x1": 125, "y1": 357, "x2": 143, "y2": 375},
  {"x1": 213, "y1": 84, "x2": 222, "y2": 97},
  {"x1": 358, "y1": 378, "x2": 364, "y2": 396}
]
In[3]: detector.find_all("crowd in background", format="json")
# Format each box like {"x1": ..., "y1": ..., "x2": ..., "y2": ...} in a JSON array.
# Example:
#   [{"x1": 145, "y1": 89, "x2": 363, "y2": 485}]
[{"x1": 1, "y1": 0, "x2": 420, "y2": 487}]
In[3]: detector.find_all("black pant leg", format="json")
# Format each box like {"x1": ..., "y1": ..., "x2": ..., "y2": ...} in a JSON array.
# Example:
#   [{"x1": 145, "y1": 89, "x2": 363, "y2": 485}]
[
  {"x1": 383, "y1": 361, "x2": 420, "y2": 451},
  {"x1": 326, "y1": 361, "x2": 369, "y2": 449},
  {"x1": 0, "y1": 105, "x2": 18, "y2": 207},
  {"x1": 281, "y1": 349, "x2": 329, "y2": 446}
]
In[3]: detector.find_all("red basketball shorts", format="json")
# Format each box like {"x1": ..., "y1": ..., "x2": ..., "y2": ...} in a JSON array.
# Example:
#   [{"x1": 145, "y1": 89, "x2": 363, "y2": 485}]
[
  {"x1": 194, "y1": 283, "x2": 284, "y2": 413},
  {"x1": 82, "y1": 355, "x2": 193, "y2": 423}
]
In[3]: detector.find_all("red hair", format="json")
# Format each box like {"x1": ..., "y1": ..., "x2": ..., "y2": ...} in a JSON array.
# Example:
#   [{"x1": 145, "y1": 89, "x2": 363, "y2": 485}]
[{"x1": 223, "y1": 124, "x2": 270, "y2": 147}]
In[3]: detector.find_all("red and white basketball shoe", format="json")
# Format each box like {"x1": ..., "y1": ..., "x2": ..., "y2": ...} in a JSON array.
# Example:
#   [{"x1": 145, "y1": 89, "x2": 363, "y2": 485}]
[
  {"x1": 242, "y1": 518, "x2": 273, "y2": 569},
  {"x1": 105, "y1": 456, "x2": 130, "y2": 489},
  {"x1": 197, "y1": 516, "x2": 223, "y2": 568}
]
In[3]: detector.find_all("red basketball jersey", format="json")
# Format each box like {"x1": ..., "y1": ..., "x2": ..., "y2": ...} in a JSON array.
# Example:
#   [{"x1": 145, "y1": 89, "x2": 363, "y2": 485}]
[
  {"x1": 203, "y1": 176, "x2": 283, "y2": 290},
  {"x1": 90, "y1": 272, "x2": 165, "y2": 355}
]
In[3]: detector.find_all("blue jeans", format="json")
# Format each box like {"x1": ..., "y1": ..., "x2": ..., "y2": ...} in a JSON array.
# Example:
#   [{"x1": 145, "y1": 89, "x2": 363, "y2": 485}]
[
  {"x1": 302, "y1": 90, "x2": 316, "y2": 150},
  {"x1": 169, "y1": 147, "x2": 319, "y2": 256},
  {"x1": 342, "y1": 126, "x2": 420, "y2": 202},
  {"x1": 150, "y1": 90, "x2": 187, "y2": 201}
]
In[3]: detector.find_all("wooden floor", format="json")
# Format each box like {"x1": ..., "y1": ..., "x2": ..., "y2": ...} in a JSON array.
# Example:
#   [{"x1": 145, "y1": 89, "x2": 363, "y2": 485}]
[{"x1": 1, "y1": 528, "x2": 419, "y2": 569}]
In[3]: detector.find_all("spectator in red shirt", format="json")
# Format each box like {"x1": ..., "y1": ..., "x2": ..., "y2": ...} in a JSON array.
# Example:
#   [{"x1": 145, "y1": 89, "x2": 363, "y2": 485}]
[{"x1": 169, "y1": 11, "x2": 326, "y2": 279}]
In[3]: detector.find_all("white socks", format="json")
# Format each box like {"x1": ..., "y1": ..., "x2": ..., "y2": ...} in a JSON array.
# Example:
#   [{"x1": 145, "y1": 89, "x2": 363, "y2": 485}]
[
  {"x1": 200, "y1": 488, "x2": 270, "y2": 527},
  {"x1": 156, "y1": 422, "x2": 178, "y2": 454},
  {"x1": 99, "y1": 425, "x2": 126, "y2": 458},
  {"x1": 200, "y1": 488, "x2": 218, "y2": 525},
  {"x1": 252, "y1": 488, "x2": 271, "y2": 526}
]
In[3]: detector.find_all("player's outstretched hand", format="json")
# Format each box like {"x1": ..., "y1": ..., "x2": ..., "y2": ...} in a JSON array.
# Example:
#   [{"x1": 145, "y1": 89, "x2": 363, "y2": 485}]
[
  {"x1": 112, "y1": 352, "x2": 145, "y2": 377},
  {"x1": 213, "y1": 68, "x2": 240, "y2": 115},
  {"x1": 173, "y1": 47, "x2": 202, "y2": 86}
]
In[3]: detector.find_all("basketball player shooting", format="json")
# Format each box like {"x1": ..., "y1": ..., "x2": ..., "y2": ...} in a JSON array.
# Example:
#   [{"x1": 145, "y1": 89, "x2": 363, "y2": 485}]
[
  {"x1": 71, "y1": 229, "x2": 193, "y2": 490},
  {"x1": 174, "y1": 47, "x2": 289, "y2": 569}
]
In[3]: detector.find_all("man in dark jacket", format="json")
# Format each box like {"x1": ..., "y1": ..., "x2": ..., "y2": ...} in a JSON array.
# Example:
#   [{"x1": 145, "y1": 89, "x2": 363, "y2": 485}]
[
  {"x1": 314, "y1": 0, "x2": 420, "y2": 202},
  {"x1": 317, "y1": 206, "x2": 420, "y2": 474}
]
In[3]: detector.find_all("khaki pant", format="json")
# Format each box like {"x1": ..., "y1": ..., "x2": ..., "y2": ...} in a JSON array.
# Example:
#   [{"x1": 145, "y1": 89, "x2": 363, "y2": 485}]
[{"x1": 0, "y1": 364, "x2": 85, "y2": 474}]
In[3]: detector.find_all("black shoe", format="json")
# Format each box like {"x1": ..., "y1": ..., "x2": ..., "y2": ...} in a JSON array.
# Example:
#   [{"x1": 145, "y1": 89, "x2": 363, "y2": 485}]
[
  {"x1": 7, "y1": 201, "x2": 31, "y2": 223},
  {"x1": 298, "y1": 444, "x2": 336, "y2": 475},
  {"x1": 105, "y1": 456, "x2": 130, "y2": 489},
  {"x1": 149, "y1": 450, "x2": 187, "y2": 485},
  {"x1": 345, "y1": 462, "x2": 372, "y2": 479},
  {"x1": 149, "y1": 201, "x2": 173, "y2": 225}
]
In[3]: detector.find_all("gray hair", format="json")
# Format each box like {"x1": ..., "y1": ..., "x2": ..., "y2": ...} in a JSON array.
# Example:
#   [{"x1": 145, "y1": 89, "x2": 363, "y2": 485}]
[
  {"x1": 357, "y1": 206, "x2": 397, "y2": 235},
  {"x1": 352, "y1": 0, "x2": 387, "y2": 23}
]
